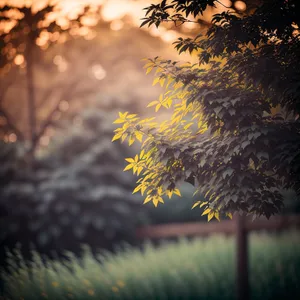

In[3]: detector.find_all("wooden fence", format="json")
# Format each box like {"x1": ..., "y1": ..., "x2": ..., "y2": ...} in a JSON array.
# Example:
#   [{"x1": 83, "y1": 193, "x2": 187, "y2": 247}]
[{"x1": 136, "y1": 214, "x2": 300, "y2": 300}]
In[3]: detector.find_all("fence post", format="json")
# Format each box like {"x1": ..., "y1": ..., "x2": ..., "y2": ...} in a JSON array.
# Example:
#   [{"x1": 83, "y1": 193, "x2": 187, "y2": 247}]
[{"x1": 236, "y1": 214, "x2": 249, "y2": 300}]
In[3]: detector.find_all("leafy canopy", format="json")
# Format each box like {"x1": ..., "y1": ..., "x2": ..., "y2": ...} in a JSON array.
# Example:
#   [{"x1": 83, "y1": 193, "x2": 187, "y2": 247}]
[{"x1": 112, "y1": 0, "x2": 300, "y2": 221}]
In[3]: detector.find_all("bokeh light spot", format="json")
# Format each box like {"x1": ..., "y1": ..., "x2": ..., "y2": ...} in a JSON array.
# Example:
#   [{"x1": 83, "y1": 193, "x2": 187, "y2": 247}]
[
  {"x1": 234, "y1": 1, "x2": 246, "y2": 12},
  {"x1": 92, "y1": 64, "x2": 106, "y2": 81},
  {"x1": 14, "y1": 54, "x2": 24, "y2": 65},
  {"x1": 110, "y1": 19, "x2": 124, "y2": 31}
]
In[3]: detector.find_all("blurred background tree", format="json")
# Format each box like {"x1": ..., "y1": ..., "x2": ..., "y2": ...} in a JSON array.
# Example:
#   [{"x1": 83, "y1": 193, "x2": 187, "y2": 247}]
[
  {"x1": 0, "y1": 0, "x2": 103, "y2": 161},
  {"x1": 0, "y1": 0, "x2": 183, "y2": 267},
  {"x1": 0, "y1": 104, "x2": 147, "y2": 265}
]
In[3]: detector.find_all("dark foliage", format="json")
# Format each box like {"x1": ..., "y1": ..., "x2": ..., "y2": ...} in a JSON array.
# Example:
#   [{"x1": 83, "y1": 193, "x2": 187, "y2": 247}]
[
  {"x1": 0, "y1": 108, "x2": 145, "y2": 267},
  {"x1": 119, "y1": 0, "x2": 300, "y2": 219}
]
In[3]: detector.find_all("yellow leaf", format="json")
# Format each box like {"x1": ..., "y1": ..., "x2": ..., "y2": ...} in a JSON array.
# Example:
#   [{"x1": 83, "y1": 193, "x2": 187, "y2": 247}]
[
  {"x1": 141, "y1": 185, "x2": 147, "y2": 195},
  {"x1": 192, "y1": 190, "x2": 199, "y2": 197},
  {"x1": 158, "y1": 94, "x2": 163, "y2": 103},
  {"x1": 146, "y1": 66, "x2": 154, "y2": 74},
  {"x1": 137, "y1": 166, "x2": 143, "y2": 176},
  {"x1": 125, "y1": 158, "x2": 135, "y2": 163},
  {"x1": 152, "y1": 77, "x2": 160, "y2": 86},
  {"x1": 113, "y1": 119, "x2": 127, "y2": 124},
  {"x1": 132, "y1": 185, "x2": 142, "y2": 194},
  {"x1": 171, "y1": 115, "x2": 181, "y2": 125},
  {"x1": 153, "y1": 196, "x2": 164, "y2": 207},
  {"x1": 204, "y1": 189, "x2": 211, "y2": 198},
  {"x1": 133, "y1": 165, "x2": 137, "y2": 174},
  {"x1": 184, "y1": 123, "x2": 193, "y2": 130},
  {"x1": 121, "y1": 133, "x2": 128, "y2": 143},
  {"x1": 113, "y1": 127, "x2": 123, "y2": 132},
  {"x1": 147, "y1": 100, "x2": 159, "y2": 108},
  {"x1": 166, "y1": 97, "x2": 173, "y2": 108},
  {"x1": 128, "y1": 135, "x2": 135, "y2": 146},
  {"x1": 155, "y1": 103, "x2": 162, "y2": 112},
  {"x1": 135, "y1": 131, "x2": 143, "y2": 142},
  {"x1": 140, "y1": 149, "x2": 145, "y2": 159},
  {"x1": 122, "y1": 122, "x2": 130, "y2": 131},
  {"x1": 166, "y1": 77, "x2": 174, "y2": 89},
  {"x1": 192, "y1": 113, "x2": 200, "y2": 120},
  {"x1": 155, "y1": 67, "x2": 163, "y2": 74},
  {"x1": 214, "y1": 212, "x2": 220, "y2": 222},
  {"x1": 200, "y1": 201, "x2": 208, "y2": 208},
  {"x1": 157, "y1": 186, "x2": 163, "y2": 195},
  {"x1": 173, "y1": 189, "x2": 181, "y2": 196},
  {"x1": 111, "y1": 132, "x2": 122, "y2": 142},
  {"x1": 198, "y1": 126, "x2": 208, "y2": 134},
  {"x1": 191, "y1": 201, "x2": 201, "y2": 209},
  {"x1": 127, "y1": 114, "x2": 137, "y2": 119},
  {"x1": 158, "y1": 196, "x2": 164, "y2": 203},
  {"x1": 202, "y1": 208, "x2": 211, "y2": 216},
  {"x1": 143, "y1": 196, "x2": 152, "y2": 204},
  {"x1": 159, "y1": 77, "x2": 165, "y2": 87},
  {"x1": 119, "y1": 111, "x2": 128, "y2": 119},
  {"x1": 207, "y1": 212, "x2": 214, "y2": 222},
  {"x1": 166, "y1": 190, "x2": 173, "y2": 199},
  {"x1": 123, "y1": 164, "x2": 133, "y2": 171},
  {"x1": 227, "y1": 213, "x2": 233, "y2": 220},
  {"x1": 143, "y1": 62, "x2": 153, "y2": 69}
]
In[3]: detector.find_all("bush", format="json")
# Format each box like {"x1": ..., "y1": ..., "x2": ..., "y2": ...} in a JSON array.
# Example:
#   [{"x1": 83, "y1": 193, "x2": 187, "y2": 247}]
[
  {"x1": 1, "y1": 231, "x2": 300, "y2": 300},
  {"x1": 0, "y1": 107, "x2": 145, "y2": 266}
]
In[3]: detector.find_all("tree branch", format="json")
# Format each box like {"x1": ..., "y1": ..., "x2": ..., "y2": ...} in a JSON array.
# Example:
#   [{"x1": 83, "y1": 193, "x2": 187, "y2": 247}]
[
  {"x1": 29, "y1": 77, "x2": 86, "y2": 153},
  {"x1": 215, "y1": 0, "x2": 232, "y2": 9}
]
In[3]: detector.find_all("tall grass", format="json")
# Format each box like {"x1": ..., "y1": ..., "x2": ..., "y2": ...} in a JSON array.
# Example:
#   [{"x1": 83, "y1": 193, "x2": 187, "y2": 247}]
[{"x1": 1, "y1": 231, "x2": 300, "y2": 300}]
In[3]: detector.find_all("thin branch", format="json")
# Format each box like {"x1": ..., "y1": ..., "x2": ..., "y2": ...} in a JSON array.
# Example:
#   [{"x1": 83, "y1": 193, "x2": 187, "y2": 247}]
[
  {"x1": 29, "y1": 77, "x2": 85, "y2": 153},
  {"x1": 32, "y1": 98, "x2": 61, "y2": 150},
  {"x1": 215, "y1": 0, "x2": 232, "y2": 9}
]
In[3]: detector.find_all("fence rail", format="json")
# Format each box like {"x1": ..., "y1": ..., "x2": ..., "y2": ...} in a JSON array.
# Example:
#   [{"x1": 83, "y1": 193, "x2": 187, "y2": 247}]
[{"x1": 136, "y1": 214, "x2": 300, "y2": 239}]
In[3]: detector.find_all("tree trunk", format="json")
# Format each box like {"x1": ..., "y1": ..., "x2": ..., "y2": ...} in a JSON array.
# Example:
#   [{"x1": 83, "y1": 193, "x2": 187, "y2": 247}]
[
  {"x1": 236, "y1": 214, "x2": 249, "y2": 300},
  {"x1": 25, "y1": 35, "x2": 37, "y2": 163}
]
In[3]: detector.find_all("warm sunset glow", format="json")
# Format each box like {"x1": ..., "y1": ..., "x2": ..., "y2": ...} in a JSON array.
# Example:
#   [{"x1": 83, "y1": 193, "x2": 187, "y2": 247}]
[
  {"x1": 101, "y1": 0, "x2": 128, "y2": 22},
  {"x1": 110, "y1": 19, "x2": 124, "y2": 31},
  {"x1": 84, "y1": 29, "x2": 97, "y2": 40},
  {"x1": 234, "y1": 1, "x2": 246, "y2": 12},
  {"x1": 161, "y1": 30, "x2": 177, "y2": 43},
  {"x1": 201, "y1": 0, "x2": 233, "y2": 23},
  {"x1": 0, "y1": 0, "x2": 241, "y2": 53},
  {"x1": 8, "y1": 132, "x2": 17, "y2": 142},
  {"x1": 91, "y1": 64, "x2": 106, "y2": 80},
  {"x1": 59, "y1": 100, "x2": 69, "y2": 111},
  {"x1": 148, "y1": 26, "x2": 160, "y2": 37},
  {"x1": 53, "y1": 55, "x2": 68, "y2": 72},
  {"x1": 14, "y1": 54, "x2": 24, "y2": 65}
]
